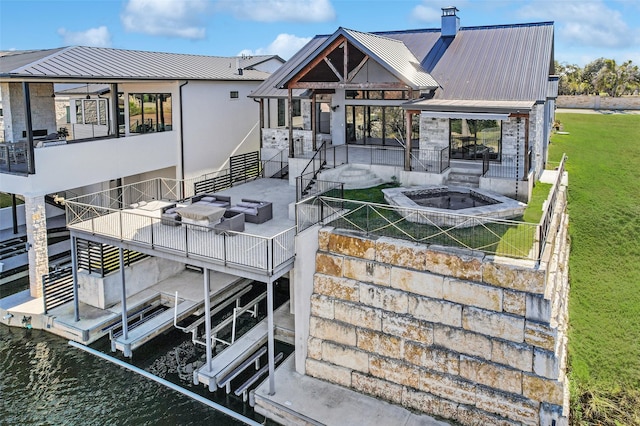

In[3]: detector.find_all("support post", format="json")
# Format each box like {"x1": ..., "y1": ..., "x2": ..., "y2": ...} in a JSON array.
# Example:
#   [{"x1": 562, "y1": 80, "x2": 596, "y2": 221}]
[
  {"x1": 405, "y1": 112, "x2": 412, "y2": 171},
  {"x1": 119, "y1": 247, "x2": 128, "y2": 341},
  {"x1": 22, "y1": 82, "x2": 36, "y2": 174},
  {"x1": 204, "y1": 268, "x2": 213, "y2": 372},
  {"x1": 267, "y1": 279, "x2": 276, "y2": 395},
  {"x1": 11, "y1": 194, "x2": 18, "y2": 234},
  {"x1": 71, "y1": 236, "x2": 80, "y2": 322},
  {"x1": 288, "y1": 88, "x2": 294, "y2": 158},
  {"x1": 110, "y1": 83, "x2": 119, "y2": 138}
]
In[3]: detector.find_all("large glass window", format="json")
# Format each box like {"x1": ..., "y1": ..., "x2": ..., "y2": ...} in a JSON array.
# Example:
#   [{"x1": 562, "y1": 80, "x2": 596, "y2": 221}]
[
  {"x1": 450, "y1": 119, "x2": 502, "y2": 160},
  {"x1": 128, "y1": 93, "x2": 172, "y2": 134},
  {"x1": 346, "y1": 105, "x2": 413, "y2": 146}
]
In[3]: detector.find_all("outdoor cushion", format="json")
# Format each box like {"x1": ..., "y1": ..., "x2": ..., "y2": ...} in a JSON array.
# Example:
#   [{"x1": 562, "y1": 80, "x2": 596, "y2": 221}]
[
  {"x1": 201, "y1": 196, "x2": 216, "y2": 202},
  {"x1": 237, "y1": 201, "x2": 260, "y2": 208},
  {"x1": 164, "y1": 207, "x2": 178, "y2": 214}
]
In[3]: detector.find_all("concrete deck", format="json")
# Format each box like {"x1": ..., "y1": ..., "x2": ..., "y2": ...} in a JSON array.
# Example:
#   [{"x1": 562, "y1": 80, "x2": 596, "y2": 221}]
[{"x1": 254, "y1": 356, "x2": 451, "y2": 426}]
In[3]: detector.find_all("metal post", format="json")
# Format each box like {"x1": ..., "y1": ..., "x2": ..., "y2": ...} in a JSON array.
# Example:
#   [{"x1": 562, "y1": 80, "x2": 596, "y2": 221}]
[
  {"x1": 11, "y1": 194, "x2": 18, "y2": 234},
  {"x1": 267, "y1": 279, "x2": 276, "y2": 395},
  {"x1": 22, "y1": 82, "x2": 36, "y2": 174},
  {"x1": 119, "y1": 247, "x2": 128, "y2": 340},
  {"x1": 204, "y1": 268, "x2": 213, "y2": 371},
  {"x1": 71, "y1": 236, "x2": 80, "y2": 322}
]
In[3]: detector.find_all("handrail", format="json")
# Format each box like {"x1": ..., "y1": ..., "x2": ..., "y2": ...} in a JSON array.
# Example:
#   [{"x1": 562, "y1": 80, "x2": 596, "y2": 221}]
[{"x1": 537, "y1": 153, "x2": 567, "y2": 260}]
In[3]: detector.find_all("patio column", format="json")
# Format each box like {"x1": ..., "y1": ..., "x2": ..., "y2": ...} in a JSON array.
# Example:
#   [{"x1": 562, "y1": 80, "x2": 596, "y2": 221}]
[
  {"x1": 119, "y1": 247, "x2": 129, "y2": 355},
  {"x1": 311, "y1": 93, "x2": 317, "y2": 151},
  {"x1": 110, "y1": 83, "x2": 119, "y2": 138},
  {"x1": 22, "y1": 82, "x2": 36, "y2": 174},
  {"x1": 71, "y1": 236, "x2": 80, "y2": 322},
  {"x1": 203, "y1": 268, "x2": 213, "y2": 379},
  {"x1": 404, "y1": 111, "x2": 413, "y2": 171},
  {"x1": 24, "y1": 194, "x2": 49, "y2": 298},
  {"x1": 267, "y1": 278, "x2": 276, "y2": 395}
]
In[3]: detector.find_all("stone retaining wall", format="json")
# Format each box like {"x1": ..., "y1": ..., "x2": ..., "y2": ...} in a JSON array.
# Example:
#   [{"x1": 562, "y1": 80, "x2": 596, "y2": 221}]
[
  {"x1": 557, "y1": 95, "x2": 640, "y2": 110},
  {"x1": 305, "y1": 185, "x2": 569, "y2": 425}
]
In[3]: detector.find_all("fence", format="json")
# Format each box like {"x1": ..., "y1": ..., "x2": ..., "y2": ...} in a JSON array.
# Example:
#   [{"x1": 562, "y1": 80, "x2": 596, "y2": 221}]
[
  {"x1": 75, "y1": 239, "x2": 149, "y2": 277},
  {"x1": 297, "y1": 195, "x2": 542, "y2": 261},
  {"x1": 42, "y1": 266, "x2": 74, "y2": 313}
]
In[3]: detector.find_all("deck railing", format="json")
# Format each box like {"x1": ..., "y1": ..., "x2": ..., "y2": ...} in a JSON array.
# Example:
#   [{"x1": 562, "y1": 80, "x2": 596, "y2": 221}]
[
  {"x1": 297, "y1": 196, "x2": 539, "y2": 260},
  {"x1": 65, "y1": 196, "x2": 297, "y2": 275},
  {"x1": 483, "y1": 153, "x2": 528, "y2": 180},
  {"x1": 537, "y1": 154, "x2": 567, "y2": 260}
]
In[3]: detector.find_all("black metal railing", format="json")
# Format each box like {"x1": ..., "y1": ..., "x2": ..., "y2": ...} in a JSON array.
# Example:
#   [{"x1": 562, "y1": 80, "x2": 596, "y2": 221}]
[
  {"x1": 537, "y1": 154, "x2": 567, "y2": 260},
  {"x1": 75, "y1": 239, "x2": 149, "y2": 277}
]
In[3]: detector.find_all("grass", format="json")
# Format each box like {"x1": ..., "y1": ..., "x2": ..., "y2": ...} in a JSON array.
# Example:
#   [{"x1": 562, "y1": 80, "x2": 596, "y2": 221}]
[
  {"x1": 0, "y1": 192, "x2": 24, "y2": 208},
  {"x1": 549, "y1": 113, "x2": 640, "y2": 425},
  {"x1": 334, "y1": 181, "x2": 550, "y2": 259}
]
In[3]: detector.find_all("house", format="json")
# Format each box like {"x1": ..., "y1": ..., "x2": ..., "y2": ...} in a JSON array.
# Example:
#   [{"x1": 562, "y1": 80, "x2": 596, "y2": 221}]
[
  {"x1": 0, "y1": 46, "x2": 284, "y2": 295},
  {"x1": 0, "y1": 8, "x2": 570, "y2": 426},
  {"x1": 251, "y1": 7, "x2": 558, "y2": 202}
]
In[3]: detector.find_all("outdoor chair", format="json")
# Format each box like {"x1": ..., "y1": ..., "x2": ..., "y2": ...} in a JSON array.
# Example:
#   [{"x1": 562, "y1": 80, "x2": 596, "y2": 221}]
[{"x1": 228, "y1": 199, "x2": 273, "y2": 224}]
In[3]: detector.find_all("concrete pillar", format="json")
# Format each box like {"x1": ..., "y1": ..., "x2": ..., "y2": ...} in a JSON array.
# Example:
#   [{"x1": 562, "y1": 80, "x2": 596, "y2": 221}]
[{"x1": 24, "y1": 194, "x2": 49, "y2": 297}]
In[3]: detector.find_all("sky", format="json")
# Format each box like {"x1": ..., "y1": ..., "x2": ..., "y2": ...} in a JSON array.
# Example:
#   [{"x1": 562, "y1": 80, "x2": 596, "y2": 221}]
[{"x1": 1, "y1": 0, "x2": 639, "y2": 67}]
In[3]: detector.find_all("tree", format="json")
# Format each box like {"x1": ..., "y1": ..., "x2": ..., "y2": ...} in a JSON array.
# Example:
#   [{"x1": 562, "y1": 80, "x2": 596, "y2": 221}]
[{"x1": 593, "y1": 59, "x2": 640, "y2": 97}]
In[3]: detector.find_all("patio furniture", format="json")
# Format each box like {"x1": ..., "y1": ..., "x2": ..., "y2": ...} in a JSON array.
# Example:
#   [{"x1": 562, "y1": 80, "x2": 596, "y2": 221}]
[
  {"x1": 228, "y1": 199, "x2": 273, "y2": 224},
  {"x1": 179, "y1": 203, "x2": 226, "y2": 231},
  {"x1": 191, "y1": 193, "x2": 231, "y2": 208},
  {"x1": 213, "y1": 210, "x2": 245, "y2": 234},
  {"x1": 160, "y1": 204, "x2": 181, "y2": 226}
]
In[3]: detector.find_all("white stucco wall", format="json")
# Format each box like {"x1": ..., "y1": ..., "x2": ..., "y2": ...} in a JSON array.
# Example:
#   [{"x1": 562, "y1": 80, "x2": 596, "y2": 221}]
[{"x1": 181, "y1": 80, "x2": 262, "y2": 178}]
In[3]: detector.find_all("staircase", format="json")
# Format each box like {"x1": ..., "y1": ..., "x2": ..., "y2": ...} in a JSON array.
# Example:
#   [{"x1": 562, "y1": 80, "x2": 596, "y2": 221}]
[
  {"x1": 447, "y1": 164, "x2": 483, "y2": 188},
  {"x1": 339, "y1": 166, "x2": 383, "y2": 189}
]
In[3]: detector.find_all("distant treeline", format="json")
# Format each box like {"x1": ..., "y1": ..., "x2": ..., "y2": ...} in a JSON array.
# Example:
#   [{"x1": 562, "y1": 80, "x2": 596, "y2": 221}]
[{"x1": 556, "y1": 58, "x2": 640, "y2": 97}]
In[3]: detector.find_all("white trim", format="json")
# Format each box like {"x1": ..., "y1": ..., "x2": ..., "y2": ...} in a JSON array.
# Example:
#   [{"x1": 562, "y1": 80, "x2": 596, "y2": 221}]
[{"x1": 420, "y1": 111, "x2": 509, "y2": 120}]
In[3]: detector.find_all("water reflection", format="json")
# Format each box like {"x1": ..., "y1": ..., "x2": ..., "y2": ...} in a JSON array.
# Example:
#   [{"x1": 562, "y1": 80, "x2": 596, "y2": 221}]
[{"x1": 0, "y1": 326, "x2": 248, "y2": 425}]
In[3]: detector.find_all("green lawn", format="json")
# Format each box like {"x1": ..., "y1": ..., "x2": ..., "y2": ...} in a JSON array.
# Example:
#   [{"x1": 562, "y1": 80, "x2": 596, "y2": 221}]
[
  {"x1": 0, "y1": 193, "x2": 23, "y2": 208},
  {"x1": 549, "y1": 113, "x2": 640, "y2": 424}
]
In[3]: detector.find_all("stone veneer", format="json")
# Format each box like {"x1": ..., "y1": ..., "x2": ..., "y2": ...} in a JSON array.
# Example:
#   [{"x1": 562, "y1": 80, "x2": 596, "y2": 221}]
[{"x1": 305, "y1": 186, "x2": 569, "y2": 425}]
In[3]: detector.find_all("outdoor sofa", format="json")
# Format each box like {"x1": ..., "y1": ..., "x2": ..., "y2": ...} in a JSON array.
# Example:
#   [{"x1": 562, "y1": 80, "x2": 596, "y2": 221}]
[{"x1": 228, "y1": 199, "x2": 273, "y2": 224}]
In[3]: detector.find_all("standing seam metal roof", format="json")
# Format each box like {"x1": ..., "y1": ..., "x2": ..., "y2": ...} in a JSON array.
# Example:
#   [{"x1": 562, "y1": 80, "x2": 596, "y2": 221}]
[
  {"x1": 0, "y1": 46, "x2": 275, "y2": 81},
  {"x1": 251, "y1": 21, "x2": 554, "y2": 103}
]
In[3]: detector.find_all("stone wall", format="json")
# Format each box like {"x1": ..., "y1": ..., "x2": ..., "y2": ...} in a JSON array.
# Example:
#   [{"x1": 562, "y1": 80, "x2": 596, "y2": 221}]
[
  {"x1": 557, "y1": 95, "x2": 640, "y2": 110},
  {"x1": 305, "y1": 184, "x2": 569, "y2": 425}
]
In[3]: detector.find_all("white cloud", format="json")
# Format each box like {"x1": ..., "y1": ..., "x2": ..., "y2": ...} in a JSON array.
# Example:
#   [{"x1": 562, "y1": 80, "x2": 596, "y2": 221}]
[
  {"x1": 412, "y1": 4, "x2": 441, "y2": 24},
  {"x1": 517, "y1": 0, "x2": 639, "y2": 49},
  {"x1": 217, "y1": 0, "x2": 335, "y2": 23},
  {"x1": 240, "y1": 33, "x2": 312, "y2": 60},
  {"x1": 57, "y1": 26, "x2": 112, "y2": 47},
  {"x1": 121, "y1": 0, "x2": 208, "y2": 39}
]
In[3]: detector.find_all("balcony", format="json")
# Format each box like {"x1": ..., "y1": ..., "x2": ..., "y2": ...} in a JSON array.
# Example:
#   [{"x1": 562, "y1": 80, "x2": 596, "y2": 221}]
[{"x1": 65, "y1": 177, "x2": 297, "y2": 281}]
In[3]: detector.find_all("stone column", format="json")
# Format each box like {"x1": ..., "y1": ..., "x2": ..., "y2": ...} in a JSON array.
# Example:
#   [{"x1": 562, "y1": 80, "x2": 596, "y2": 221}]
[{"x1": 24, "y1": 195, "x2": 49, "y2": 297}]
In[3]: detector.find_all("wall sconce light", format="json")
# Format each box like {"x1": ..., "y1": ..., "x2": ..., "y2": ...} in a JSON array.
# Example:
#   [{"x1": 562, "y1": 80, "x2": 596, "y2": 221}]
[
  {"x1": 25, "y1": 242, "x2": 32, "y2": 251},
  {"x1": 331, "y1": 105, "x2": 340, "y2": 111}
]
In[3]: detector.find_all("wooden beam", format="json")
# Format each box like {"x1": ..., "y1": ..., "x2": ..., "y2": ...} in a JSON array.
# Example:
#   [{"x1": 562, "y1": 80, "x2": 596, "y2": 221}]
[
  {"x1": 288, "y1": 36, "x2": 347, "y2": 87},
  {"x1": 347, "y1": 56, "x2": 369, "y2": 82},
  {"x1": 290, "y1": 81, "x2": 408, "y2": 90},
  {"x1": 405, "y1": 112, "x2": 412, "y2": 171},
  {"x1": 323, "y1": 57, "x2": 343, "y2": 81}
]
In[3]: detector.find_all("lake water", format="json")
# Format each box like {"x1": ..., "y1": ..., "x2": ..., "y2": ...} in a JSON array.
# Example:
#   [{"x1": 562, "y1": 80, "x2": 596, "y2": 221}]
[{"x1": 0, "y1": 279, "x2": 286, "y2": 426}]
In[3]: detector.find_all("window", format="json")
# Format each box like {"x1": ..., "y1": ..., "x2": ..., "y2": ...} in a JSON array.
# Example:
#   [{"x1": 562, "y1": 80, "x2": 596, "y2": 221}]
[
  {"x1": 128, "y1": 93, "x2": 172, "y2": 133},
  {"x1": 230, "y1": 91, "x2": 239, "y2": 99},
  {"x1": 75, "y1": 99, "x2": 108, "y2": 125},
  {"x1": 346, "y1": 105, "x2": 411, "y2": 145},
  {"x1": 450, "y1": 119, "x2": 502, "y2": 160},
  {"x1": 277, "y1": 99, "x2": 285, "y2": 127}
]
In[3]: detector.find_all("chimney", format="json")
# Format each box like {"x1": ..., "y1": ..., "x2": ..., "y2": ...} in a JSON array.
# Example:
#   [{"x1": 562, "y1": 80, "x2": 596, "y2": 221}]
[
  {"x1": 441, "y1": 6, "x2": 459, "y2": 38},
  {"x1": 236, "y1": 58, "x2": 243, "y2": 75}
]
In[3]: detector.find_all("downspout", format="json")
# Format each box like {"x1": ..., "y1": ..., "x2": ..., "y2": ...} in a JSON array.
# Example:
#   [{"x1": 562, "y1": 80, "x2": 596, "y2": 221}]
[
  {"x1": 253, "y1": 98, "x2": 264, "y2": 149},
  {"x1": 179, "y1": 81, "x2": 189, "y2": 198}
]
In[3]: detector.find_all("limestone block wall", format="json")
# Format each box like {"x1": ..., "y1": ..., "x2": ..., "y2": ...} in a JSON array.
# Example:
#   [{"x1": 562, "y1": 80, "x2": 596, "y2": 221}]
[
  {"x1": 305, "y1": 186, "x2": 570, "y2": 425},
  {"x1": 556, "y1": 95, "x2": 640, "y2": 110}
]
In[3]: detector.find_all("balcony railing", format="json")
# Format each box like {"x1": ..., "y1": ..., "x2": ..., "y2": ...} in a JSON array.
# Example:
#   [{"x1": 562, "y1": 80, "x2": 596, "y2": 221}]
[{"x1": 64, "y1": 176, "x2": 296, "y2": 276}]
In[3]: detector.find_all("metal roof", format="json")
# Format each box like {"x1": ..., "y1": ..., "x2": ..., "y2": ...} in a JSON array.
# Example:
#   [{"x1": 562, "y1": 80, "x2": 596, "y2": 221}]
[
  {"x1": 271, "y1": 27, "x2": 438, "y2": 92},
  {"x1": 404, "y1": 99, "x2": 534, "y2": 114},
  {"x1": 251, "y1": 21, "x2": 554, "y2": 102},
  {"x1": 0, "y1": 46, "x2": 276, "y2": 82}
]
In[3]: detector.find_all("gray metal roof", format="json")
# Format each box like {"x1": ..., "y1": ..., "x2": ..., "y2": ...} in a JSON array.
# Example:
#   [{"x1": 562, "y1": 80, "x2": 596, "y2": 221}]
[
  {"x1": 271, "y1": 27, "x2": 438, "y2": 92},
  {"x1": 404, "y1": 99, "x2": 534, "y2": 114},
  {"x1": 251, "y1": 22, "x2": 554, "y2": 103},
  {"x1": 0, "y1": 46, "x2": 276, "y2": 82}
]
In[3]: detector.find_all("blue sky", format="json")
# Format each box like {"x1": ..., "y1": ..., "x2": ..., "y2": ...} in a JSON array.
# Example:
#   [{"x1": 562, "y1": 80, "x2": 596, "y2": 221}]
[{"x1": 1, "y1": 0, "x2": 639, "y2": 66}]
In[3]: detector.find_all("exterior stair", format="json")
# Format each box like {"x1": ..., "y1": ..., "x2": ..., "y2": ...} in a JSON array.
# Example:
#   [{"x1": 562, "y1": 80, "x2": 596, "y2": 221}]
[
  {"x1": 338, "y1": 166, "x2": 383, "y2": 189},
  {"x1": 447, "y1": 164, "x2": 483, "y2": 188}
]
